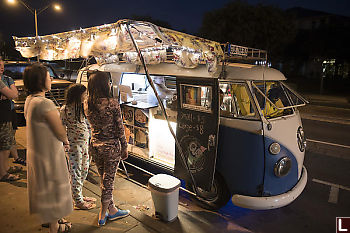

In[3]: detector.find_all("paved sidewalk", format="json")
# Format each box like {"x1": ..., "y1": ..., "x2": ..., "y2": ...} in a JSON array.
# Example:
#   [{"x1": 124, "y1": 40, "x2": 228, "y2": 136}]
[
  {"x1": 0, "y1": 127, "x2": 251, "y2": 233},
  {"x1": 0, "y1": 126, "x2": 173, "y2": 233},
  {"x1": 0, "y1": 152, "x2": 174, "y2": 232}
]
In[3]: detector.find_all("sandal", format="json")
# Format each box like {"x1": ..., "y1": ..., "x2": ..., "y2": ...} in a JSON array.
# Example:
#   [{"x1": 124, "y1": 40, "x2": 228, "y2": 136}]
[
  {"x1": 74, "y1": 201, "x2": 96, "y2": 210},
  {"x1": 13, "y1": 158, "x2": 26, "y2": 166},
  {"x1": 0, "y1": 173, "x2": 20, "y2": 182},
  {"x1": 57, "y1": 221, "x2": 72, "y2": 233},
  {"x1": 8, "y1": 166, "x2": 23, "y2": 174},
  {"x1": 83, "y1": 196, "x2": 97, "y2": 202},
  {"x1": 42, "y1": 218, "x2": 68, "y2": 228}
]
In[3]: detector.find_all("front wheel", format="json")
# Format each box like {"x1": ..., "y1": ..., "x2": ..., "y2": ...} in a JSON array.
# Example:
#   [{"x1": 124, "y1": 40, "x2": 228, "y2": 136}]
[{"x1": 186, "y1": 172, "x2": 231, "y2": 210}]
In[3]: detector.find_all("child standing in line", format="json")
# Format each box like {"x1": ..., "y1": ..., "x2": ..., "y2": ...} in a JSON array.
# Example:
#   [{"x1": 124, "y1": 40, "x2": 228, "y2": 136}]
[{"x1": 60, "y1": 84, "x2": 96, "y2": 210}]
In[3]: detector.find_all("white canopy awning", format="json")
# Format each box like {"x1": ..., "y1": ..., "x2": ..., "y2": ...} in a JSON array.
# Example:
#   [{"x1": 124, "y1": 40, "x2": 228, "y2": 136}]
[{"x1": 13, "y1": 19, "x2": 266, "y2": 74}]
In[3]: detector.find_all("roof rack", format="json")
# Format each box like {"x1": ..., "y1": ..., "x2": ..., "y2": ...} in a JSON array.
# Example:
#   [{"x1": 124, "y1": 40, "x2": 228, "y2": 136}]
[{"x1": 225, "y1": 44, "x2": 267, "y2": 61}]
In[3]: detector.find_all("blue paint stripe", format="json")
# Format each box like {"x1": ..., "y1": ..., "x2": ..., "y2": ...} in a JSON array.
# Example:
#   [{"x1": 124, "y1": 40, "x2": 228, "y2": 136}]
[{"x1": 216, "y1": 126, "x2": 299, "y2": 196}]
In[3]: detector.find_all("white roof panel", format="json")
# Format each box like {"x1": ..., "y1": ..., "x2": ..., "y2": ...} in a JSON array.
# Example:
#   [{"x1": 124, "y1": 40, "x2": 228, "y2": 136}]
[{"x1": 88, "y1": 62, "x2": 286, "y2": 81}]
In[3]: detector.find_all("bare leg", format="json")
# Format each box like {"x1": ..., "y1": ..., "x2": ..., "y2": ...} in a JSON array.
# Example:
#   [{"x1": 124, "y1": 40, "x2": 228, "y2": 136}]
[
  {"x1": 108, "y1": 204, "x2": 119, "y2": 215},
  {"x1": 49, "y1": 221, "x2": 59, "y2": 233},
  {"x1": 10, "y1": 145, "x2": 19, "y2": 160},
  {"x1": 0, "y1": 150, "x2": 10, "y2": 177},
  {"x1": 99, "y1": 202, "x2": 109, "y2": 221}
]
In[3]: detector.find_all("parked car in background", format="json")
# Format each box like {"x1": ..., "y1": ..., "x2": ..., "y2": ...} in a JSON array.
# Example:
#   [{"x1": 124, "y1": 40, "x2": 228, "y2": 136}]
[
  {"x1": 4, "y1": 61, "x2": 72, "y2": 113},
  {"x1": 47, "y1": 62, "x2": 79, "y2": 81}
]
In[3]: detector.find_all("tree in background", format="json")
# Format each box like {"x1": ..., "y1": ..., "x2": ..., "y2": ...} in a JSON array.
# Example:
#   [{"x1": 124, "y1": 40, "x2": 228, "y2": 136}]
[
  {"x1": 0, "y1": 33, "x2": 21, "y2": 60},
  {"x1": 199, "y1": 0, "x2": 296, "y2": 62}
]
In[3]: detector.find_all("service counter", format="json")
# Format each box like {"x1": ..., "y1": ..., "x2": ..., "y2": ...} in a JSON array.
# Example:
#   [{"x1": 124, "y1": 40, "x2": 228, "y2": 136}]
[{"x1": 121, "y1": 99, "x2": 177, "y2": 167}]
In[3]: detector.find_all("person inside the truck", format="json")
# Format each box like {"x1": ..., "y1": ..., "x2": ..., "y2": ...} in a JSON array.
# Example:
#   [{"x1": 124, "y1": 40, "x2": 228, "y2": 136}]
[{"x1": 219, "y1": 88, "x2": 232, "y2": 117}]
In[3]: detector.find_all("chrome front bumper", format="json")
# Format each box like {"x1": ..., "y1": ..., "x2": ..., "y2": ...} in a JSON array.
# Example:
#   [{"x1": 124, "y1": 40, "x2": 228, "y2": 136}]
[{"x1": 231, "y1": 166, "x2": 308, "y2": 210}]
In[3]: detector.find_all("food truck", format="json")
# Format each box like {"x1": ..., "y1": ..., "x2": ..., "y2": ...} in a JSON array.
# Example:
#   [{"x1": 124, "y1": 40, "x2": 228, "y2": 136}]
[{"x1": 13, "y1": 19, "x2": 308, "y2": 210}]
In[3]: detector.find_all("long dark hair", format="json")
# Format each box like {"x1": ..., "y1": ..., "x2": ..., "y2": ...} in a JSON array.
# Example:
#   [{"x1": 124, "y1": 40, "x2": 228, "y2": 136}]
[
  {"x1": 87, "y1": 71, "x2": 111, "y2": 113},
  {"x1": 64, "y1": 83, "x2": 87, "y2": 122}
]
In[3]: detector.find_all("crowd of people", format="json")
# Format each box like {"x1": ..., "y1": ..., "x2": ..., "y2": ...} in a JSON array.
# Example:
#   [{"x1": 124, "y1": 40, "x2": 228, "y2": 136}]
[{"x1": 0, "y1": 58, "x2": 130, "y2": 232}]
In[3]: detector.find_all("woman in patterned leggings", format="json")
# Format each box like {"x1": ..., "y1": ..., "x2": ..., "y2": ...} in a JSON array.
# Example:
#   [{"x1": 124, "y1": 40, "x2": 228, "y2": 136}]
[
  {"x1": 60, "y1": 84, "x2": 96, "y2": 210},
  {"x1": 85, "y1": 71, "x2": 130, "y2": 226}
]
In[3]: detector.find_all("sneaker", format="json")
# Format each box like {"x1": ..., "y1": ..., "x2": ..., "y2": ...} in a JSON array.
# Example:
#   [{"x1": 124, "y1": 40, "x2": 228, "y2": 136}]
[
  {"x1": 108, "y1": 209, "x2": 130, "y2": 221},
  {"x1": 98, "y1": 213, "x2": 108, "y2": 226}
]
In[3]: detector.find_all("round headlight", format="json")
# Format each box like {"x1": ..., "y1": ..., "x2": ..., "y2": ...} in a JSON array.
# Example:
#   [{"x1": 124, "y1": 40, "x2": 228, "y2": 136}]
[
  {"x1": 269, "y1": 142, "x2": 281, "y2": 155},
  {"x1": 274, "y1": 157, "x2": 291, "y2": 177},
  {"x1": 297, "y1": 126, "x2": 306, "y2": 152}
]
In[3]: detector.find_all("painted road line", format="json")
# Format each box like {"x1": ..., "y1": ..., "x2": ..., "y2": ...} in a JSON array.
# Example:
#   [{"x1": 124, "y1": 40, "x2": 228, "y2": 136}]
[
  {"x1": 312, "y1": 178, "x2": 350, "y2": 204},
  {"x1": 312, "y1": 179, "x2": 350, "y2": 191},
  {"x1": 328, "y1": 186, "x2": 339, "y2": 204},
  {"x1": 307, "y1": 139, "x2": 350, "y2": 149}
]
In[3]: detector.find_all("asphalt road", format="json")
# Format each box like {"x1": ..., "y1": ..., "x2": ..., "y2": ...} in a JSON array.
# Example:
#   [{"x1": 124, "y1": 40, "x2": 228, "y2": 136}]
[{"x1": 302, "y1": 118, "x2": 350, "y2": 147}]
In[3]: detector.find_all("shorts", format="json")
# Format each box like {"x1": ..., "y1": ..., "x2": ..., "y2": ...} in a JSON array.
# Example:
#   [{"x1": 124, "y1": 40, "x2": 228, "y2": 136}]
[{"x1": 0, "y1": 122, "x2": 15, "y2": 151}]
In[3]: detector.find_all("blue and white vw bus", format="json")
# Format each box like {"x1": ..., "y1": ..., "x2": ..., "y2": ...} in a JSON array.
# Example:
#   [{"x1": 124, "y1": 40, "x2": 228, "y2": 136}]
[
  {"x1": 13, "y1": 19, "x2": 308, "y2": 210},
  {"x1": 76, "y1": 61, "x2": 308, "y2": 210}
]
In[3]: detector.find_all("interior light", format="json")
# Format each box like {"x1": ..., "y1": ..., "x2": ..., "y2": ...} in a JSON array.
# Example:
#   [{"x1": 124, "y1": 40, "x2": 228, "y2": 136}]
[{"x1": 7, "y1": 0, "x2": 16, "y2": 4}]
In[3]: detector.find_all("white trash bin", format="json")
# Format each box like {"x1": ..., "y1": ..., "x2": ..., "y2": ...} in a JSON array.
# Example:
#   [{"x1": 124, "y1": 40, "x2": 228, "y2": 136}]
[{"x1": 148, "y1": 174, "x2": 181, "y2": 222}]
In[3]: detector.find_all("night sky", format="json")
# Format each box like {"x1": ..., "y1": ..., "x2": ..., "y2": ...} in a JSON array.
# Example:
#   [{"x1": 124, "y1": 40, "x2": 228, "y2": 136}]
[{"x1": 1, "y1": 0, "x2": 349, "y2": 38}]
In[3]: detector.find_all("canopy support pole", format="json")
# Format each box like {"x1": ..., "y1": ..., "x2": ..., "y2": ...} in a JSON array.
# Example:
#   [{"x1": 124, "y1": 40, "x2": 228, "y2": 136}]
[{"x1": 125, "y1": 21, "x2": 199, "y2": 196}]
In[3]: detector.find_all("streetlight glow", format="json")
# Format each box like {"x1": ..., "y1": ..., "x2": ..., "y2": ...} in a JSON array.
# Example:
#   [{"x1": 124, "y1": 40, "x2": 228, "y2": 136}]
[
  {"x1": 6, "y1": 0, "x2": 63, "y2": 61},
  {"x1": 7, "y1": 0, "x2": 16, "y2": 4},
  {"x1": 53, "y1": 4, "x2": 61, "y2": 11}
]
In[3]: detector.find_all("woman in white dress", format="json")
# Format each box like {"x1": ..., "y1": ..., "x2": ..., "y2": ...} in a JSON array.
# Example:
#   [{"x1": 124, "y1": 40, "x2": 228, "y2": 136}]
[{"x1": 24, "y1": 63, "x2": 73, "y2": 233}]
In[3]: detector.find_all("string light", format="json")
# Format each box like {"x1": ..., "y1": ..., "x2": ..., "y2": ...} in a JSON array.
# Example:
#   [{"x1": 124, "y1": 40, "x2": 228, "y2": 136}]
[{"x1": 12, "y1": 19, "x2": 235, "y2": 72}]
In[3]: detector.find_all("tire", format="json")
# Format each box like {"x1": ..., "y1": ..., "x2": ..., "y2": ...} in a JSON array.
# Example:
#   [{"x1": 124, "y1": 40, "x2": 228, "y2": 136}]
[{"x1": 186, "y1": 172, "x2": 231, "y2": 210}]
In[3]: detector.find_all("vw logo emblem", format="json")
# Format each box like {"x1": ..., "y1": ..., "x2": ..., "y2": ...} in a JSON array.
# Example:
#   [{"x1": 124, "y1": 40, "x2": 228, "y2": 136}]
[{"x1": 297, "y1": 126, "x2": 306, "y2": 152}]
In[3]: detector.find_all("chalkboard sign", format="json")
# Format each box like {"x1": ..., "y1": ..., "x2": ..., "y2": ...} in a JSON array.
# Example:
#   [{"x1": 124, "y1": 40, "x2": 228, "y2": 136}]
[{"x1": 174, "y1": 77, "x2": 219, "y2": 191}]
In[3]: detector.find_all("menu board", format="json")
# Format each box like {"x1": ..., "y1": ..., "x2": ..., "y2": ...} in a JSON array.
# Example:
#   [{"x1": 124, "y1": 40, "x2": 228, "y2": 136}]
[{"x1": 175, "y1": 77, "x2": 219, "y2": 191}]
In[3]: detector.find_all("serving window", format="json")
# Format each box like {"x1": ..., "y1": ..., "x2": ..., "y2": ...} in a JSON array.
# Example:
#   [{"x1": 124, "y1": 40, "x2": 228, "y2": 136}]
[{"x1": 180, "y1": 84, "x2": 212, "y2": 113}]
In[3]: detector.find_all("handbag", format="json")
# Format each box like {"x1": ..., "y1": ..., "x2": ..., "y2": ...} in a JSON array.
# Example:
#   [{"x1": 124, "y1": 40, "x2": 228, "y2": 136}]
[{"x1": 0, "y1": 99, "x2": 12, "y2": 123}]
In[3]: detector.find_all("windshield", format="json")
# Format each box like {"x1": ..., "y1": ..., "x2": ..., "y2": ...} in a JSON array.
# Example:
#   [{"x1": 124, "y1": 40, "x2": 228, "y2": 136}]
[
  {"x1": 253, "y1": 81, "x2": 294, "y2": 119},
  {"x1": 4, "y1": 64, "x2": 56, "y2": 80}
]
